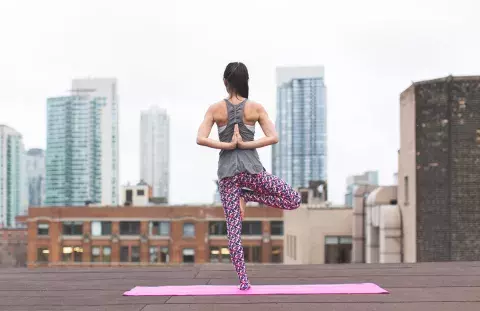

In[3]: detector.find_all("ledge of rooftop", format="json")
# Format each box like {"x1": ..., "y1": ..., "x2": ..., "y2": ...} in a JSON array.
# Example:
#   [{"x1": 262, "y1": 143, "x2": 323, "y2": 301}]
[{"x1": 1, "y1": 261, "x2": 480, "y2": 311}]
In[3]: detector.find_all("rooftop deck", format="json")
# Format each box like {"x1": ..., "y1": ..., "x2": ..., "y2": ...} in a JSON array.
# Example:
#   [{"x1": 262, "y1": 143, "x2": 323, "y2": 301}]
[{"x1": 1, "y1": 261, "x2": 479, "y2": 310}]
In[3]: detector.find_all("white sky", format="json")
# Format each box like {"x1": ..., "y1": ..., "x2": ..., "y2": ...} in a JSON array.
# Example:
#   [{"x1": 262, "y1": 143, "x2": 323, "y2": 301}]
[{"x1": 1, "y1": 0, "x2": 479, "y2": 205}]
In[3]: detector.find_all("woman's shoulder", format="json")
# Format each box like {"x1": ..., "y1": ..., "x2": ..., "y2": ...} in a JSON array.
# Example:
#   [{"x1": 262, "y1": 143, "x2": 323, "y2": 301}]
[
  {"x1": 245, "y1": 100, "x2": 265, "y2": 112},
  {"x1": 207, "y1": 100, "x2": 227, "y2": 112}
]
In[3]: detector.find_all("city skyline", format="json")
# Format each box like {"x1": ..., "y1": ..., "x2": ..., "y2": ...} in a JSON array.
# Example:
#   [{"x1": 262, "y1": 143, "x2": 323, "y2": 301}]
[{"x1": 2, "y1": 0, "x2": 480, "y2": 204}]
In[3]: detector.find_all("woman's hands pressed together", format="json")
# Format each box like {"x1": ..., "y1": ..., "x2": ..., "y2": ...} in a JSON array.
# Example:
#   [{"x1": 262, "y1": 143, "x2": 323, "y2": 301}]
[{"x1": 225, "y1": 124, "x2": 244, "y2": 150}]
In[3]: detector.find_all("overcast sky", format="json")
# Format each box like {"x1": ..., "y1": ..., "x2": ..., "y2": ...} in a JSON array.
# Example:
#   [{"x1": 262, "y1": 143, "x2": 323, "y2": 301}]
[{"x1": 1, "y1": 0, "x2": 479, "y2": 205}]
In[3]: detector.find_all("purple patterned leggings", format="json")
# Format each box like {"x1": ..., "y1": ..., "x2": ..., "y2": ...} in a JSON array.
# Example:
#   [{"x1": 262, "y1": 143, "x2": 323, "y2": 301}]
[{"x1": 219, "y1": 171, "x2": 301, "y2": 290}]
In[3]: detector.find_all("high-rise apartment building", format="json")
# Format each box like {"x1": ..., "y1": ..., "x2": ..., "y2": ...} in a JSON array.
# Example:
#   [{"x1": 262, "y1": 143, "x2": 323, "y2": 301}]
[
  {"x1": 71, "y1": 78, "x2": 119, "y2": 206},
  {"x1": 140, "y1": 107, "x2": 169, "y2": 201},
  {"x1": 272, "y1": 66, "x2": 327, "y2": 189},
  {"x1": 45, "y1": 78, "x2": 119, "y2": 206},
  {"x1": 45, "y1": 95, "x2": 105, "y2": 206},
  {"x1": 26, "y1": 148, "x2": 46, "y2": 207},
  {"x1": 0, "y1": 125, "x2": 26, "y2": 227}
]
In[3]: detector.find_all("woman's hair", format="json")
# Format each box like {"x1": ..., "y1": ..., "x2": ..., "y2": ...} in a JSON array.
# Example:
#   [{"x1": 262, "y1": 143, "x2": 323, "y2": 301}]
[{"x1": 223, "y1": 62, "x2": 249, "y2": 98}]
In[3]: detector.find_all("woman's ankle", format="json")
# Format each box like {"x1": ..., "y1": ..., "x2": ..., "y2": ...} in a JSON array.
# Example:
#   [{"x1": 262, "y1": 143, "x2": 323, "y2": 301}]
[{"x1": 239, "y1": 282, "x2": 251, "y2": 290}]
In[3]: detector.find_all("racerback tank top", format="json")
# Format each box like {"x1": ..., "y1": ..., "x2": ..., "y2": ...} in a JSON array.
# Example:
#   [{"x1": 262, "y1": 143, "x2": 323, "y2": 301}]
[{"x1": 217, "y1": 98, "x2": 264, "y2": 180}]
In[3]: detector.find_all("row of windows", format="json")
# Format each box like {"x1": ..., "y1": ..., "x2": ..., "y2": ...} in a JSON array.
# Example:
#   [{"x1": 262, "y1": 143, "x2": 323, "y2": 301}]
[
  {"x1": 36, "y1": 245, "x2": 282, "y2": 264},
  {"x1": 38, "y1": 221, "x2": 284, "y2": 237},
  {"x1": 208, "y1": 221, "x2": 283, "y2": 235}
]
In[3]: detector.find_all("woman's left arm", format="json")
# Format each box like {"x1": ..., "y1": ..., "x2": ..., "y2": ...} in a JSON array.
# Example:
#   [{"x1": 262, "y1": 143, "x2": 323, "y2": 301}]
[{"x1": 237, "y1": 104, "x2": 279, "y2": 149}]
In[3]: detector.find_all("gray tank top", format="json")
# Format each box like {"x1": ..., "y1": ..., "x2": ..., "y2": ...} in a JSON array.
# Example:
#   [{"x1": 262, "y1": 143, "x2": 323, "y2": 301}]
[{"x1": 217, "y1": 99, "x2": 264, "y2": 180}]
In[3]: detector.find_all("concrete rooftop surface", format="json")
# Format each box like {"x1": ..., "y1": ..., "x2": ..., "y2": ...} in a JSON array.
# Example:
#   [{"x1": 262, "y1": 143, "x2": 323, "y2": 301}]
[{"x1": 1, "y1": 262, "x2": 480, "y2": 311}]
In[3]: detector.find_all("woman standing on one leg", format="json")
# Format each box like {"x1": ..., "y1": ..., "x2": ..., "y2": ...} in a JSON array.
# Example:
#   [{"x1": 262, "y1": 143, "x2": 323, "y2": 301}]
[{"x1": 196, "y1": 62, "x2": 301, "y2": 290}]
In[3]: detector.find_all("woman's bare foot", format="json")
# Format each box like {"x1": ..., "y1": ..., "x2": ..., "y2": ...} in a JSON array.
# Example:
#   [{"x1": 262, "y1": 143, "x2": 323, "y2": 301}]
[{"x1": 240, "y1": 197, "x2": 246, "y2": 220}]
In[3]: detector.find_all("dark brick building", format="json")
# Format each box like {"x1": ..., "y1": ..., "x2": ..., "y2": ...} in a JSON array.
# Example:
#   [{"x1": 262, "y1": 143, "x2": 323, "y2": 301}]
[{"x1": 399, "y1": 76, "x2": 480, "y2": 262}]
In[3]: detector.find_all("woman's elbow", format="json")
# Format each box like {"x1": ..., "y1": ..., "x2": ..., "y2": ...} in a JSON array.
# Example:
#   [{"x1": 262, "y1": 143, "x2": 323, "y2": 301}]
[
  {"x1": 196, "y1": 137, "x2": 204, "y2": 146},
  {"x1": 271, "y1": 136, "x2": 279, "y2": 144}
]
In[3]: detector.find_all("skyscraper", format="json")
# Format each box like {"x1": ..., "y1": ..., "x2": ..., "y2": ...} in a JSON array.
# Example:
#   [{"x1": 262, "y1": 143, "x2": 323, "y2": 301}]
[
  {"x1": 45, "y1": 78, "x2": 118, "y2": 206},
  {"x1": 273, "y1": 66, "x2": 327, "y2": 189},
  {"x1": 71, "y1": 78, "x2": 119, "y2": 206},
  {"x1": 26, "y1": 148, "x2": 46, "y2": 207},
  {"x1": 0, "y1": 125, "x2": 26, "y2": 227},
  {"x1": 45, "y1": 95, "x2": 105, "y2": 206},
  {"x1": 140, "y1": 107, "x2": 169, "y2": 201}
]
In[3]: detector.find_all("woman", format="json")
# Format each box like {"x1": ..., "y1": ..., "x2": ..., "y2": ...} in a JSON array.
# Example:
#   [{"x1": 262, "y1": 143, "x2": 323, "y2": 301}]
[{"x1": 196, "y1": 62, "x2": 301, "y2": 290}]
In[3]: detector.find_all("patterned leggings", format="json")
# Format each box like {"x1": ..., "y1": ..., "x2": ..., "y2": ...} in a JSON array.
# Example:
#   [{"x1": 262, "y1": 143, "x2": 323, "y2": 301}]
[{"x1": 219, "y1": 170, "x2": 301, "y2": 290}]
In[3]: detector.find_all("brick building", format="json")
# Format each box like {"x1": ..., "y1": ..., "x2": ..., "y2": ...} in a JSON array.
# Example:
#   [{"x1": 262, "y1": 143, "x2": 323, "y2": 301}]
[
  {"x1": 399, "y1": 76, "x2": 480, "y2": 262},
  {"x1": 0, "y1": 227, "x2": 27, "y2": 267},
  {"x1": 26, "y1": 205, "x2": 284, "y2": 267}
]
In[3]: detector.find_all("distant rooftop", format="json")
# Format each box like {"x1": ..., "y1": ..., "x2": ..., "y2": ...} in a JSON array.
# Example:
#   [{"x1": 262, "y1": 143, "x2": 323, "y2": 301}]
[{"x1": 276, "y1": 65, "x2": 325, "y2": 85}]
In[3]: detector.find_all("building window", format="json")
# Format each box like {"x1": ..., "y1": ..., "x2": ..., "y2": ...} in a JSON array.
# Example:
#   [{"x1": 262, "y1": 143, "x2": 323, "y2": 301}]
[
  {"x1": 252, "y1": 246, "x2": 262, "y2": 262},
  {"x1": 131, "y1": 246, "x2": 140, "y2": 262},
  {"x1": 209, "y1": 221, "x2": 227, "y2": 235},
  {"x1": 242, "y1": 221, "x2": 262, "y2": 235},
  {"x1": 286, "y1": 234, "x2": 297, "y2": 260},
  {"x1": 325, "y1": 236, "x2": 352, "y2": 264},
  {"x1": 120, "y1": 245, "x2": 140, "y2": 262},
  {"x1": 293, "y1": 236, "x2": 296, "y2": 260},
  {"x1": 62, "y1": 222, "x2": 83, "y2": 235},
  {"x1": 183, "y1": 223, "x2": 195, "y2": 237},
  {"x1": 182, "y1": 248, "x2": 195, "y2": 263},
  {"x1": 286, "y1": 235, "x2": 290, "y2": 258},
  {"x1": 243, "y1": 246, "x2": 251, "y2": 262},
  {"x1": 37, "y1": 223, "x2": 49, "y2": 236},
  {"x1": 62, "y1": 246, "x2": 83, "y2": 262},
  {"x1": 242, "y1": 246, "x2": 262, "y2": 262},
  {"x1": 271, "y1": 246, "x2": 282, "y2": 263},
  {"x1": 137, "y1": 189, "x2": 145, "y2": 196},
  {"x1": 91, "y1": 246, "x2": 111, "y2": 263},
  {"x1": 149, "y1": 221, "x2": 170, "y2": 236},
  {"x1": 149, "y1": 246, "x2": 170, "y2": 263},
  {"x1": 36, "y1": 248, "x2": 49, "y2": 263},
  {"x1": 209, "y1": 247, "x2": 230, "y2": 263},
  {"x1": 270, "y1": 221, "x2": 283, "y2": 235},
  {"x1": 120, "y1": 222, "x2": 140, "y2": 235},
  {"x1": 125, "y1": 189, "x2": 133, "y2": 204},
  {"x1": 91, "y1": 221, "x2": 112, "y2": 236},
  {"x1": 92, "y1": 246, "x2": 101, "y2": 262},
  {"x1": 404, "y1": 176, "x2": 409, "y2": 205},
  {"x1": 120, "y1": 246, "x2": 129, "y2": 262},
  {"x1": 300, "y1": 190, "x2": 308, "y2": 203},
  {"x1": 103, "y1": 247, "x2": 112, "y2": 262}
]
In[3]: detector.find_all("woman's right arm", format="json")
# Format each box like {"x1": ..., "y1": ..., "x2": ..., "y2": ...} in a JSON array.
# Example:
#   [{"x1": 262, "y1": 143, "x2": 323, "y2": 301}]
[{"x1": 196, "y1": 105, "x2": 237, "y2": 150}]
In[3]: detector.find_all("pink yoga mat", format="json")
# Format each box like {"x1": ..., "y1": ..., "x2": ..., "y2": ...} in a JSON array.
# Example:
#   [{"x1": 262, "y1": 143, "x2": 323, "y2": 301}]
[{"x1": 123, "y1": 283, "x2": 388, "y2": 296}]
